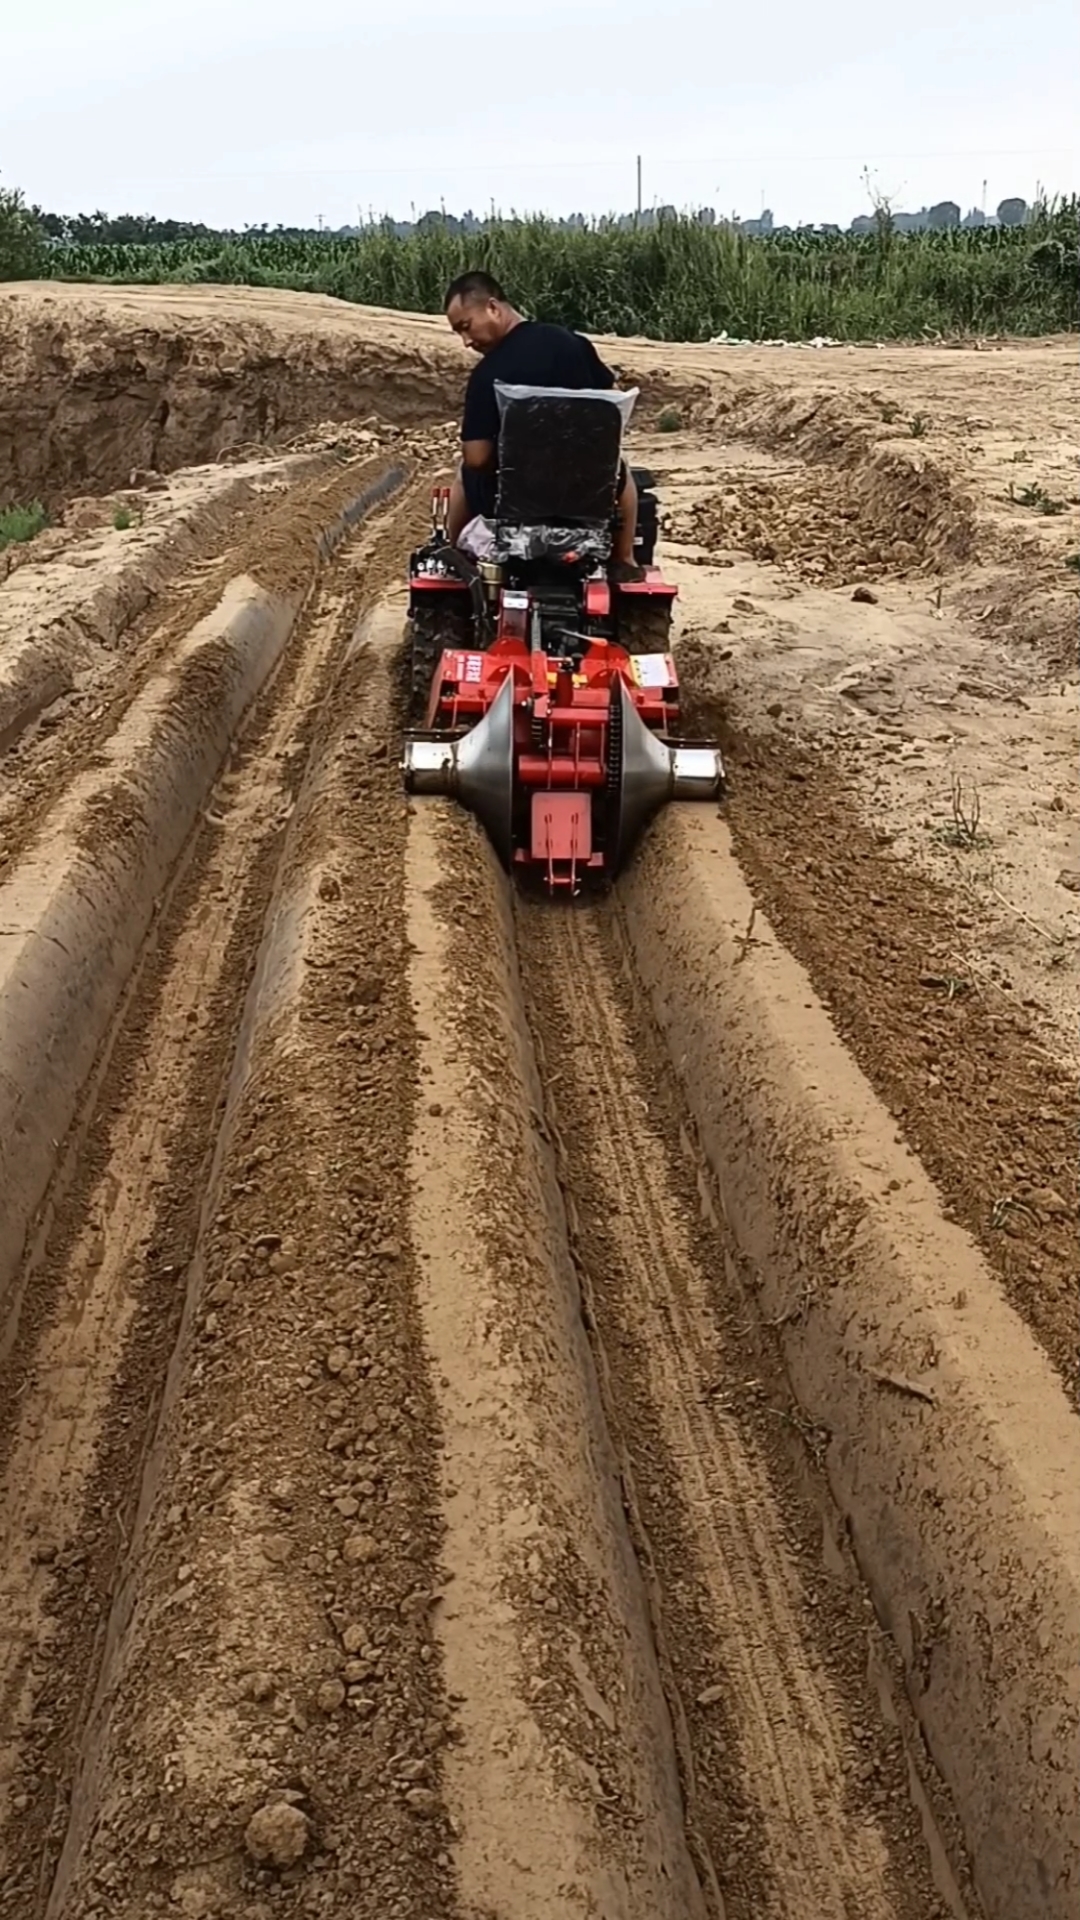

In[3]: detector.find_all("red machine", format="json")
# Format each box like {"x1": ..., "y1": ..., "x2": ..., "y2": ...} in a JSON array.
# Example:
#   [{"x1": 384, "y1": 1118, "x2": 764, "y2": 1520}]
[{"x1": 401, "y1": 390, "x2": 724, "y2": 892}]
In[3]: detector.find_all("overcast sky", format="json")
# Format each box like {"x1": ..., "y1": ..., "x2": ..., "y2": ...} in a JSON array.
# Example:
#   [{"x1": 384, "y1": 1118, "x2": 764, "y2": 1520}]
[{"x1": 5, "y1": 0, "x2": 1076, "y2": 229}]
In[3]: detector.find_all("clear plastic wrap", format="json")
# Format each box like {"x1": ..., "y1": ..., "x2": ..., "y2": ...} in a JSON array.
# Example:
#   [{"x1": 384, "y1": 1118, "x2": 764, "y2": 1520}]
[
  {"x1": 494, "y1": 383, "x2": 638, "y2": 428},
  {"x1": 493, "y1": 384, "x2": 639, "y2": 528},
  {"x1": 458, "y1": 514, "x2": 496, "y2": 559},
  {"x1": 491, "y1": 525, "x2": 612, "y2": 565}
]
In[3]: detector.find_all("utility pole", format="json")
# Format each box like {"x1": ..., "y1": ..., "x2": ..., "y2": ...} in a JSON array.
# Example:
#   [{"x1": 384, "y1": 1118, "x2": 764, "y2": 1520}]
[{"x1": 636, "y1": 155, "x2": 642, "y2": 226}]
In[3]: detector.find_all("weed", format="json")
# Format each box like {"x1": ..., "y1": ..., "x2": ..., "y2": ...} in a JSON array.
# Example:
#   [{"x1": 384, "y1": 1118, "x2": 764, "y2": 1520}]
[
  {"x1": 1010, "y1": 481, "x2": 1067, "y2": 514},
  {"x1": 1066, "y1": 552, "x2": 1080, "y2": 573},
  {"x1": 932, "y1": 774, "x2": 991, "y2": 851},
  {"x1": 879, "y1": 399, "x2": 902, "y2": 424},
  {"x1": 657, "y1": 406, "x2": 683, "y2": 433},
  {"x1": 113, "y1": 506, "x2": 133, "y2": 531},
  {"x1": 0, "y1": 501, "x2": 48, "y2": 550},
  {"x1": 909, "y1": 412, "x2": 931, "y2": 438}
]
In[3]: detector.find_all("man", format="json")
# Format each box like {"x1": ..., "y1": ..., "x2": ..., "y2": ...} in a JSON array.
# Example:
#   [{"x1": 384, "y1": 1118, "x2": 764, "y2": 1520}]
[{"x1": 443, "y1": 270, "x2": 643, "y2": 581}]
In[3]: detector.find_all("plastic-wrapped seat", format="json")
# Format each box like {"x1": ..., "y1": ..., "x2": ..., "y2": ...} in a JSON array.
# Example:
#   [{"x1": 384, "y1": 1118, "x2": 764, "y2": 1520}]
[{"x1": 493, "y1": 383, "x2": 637, "y2": 528}]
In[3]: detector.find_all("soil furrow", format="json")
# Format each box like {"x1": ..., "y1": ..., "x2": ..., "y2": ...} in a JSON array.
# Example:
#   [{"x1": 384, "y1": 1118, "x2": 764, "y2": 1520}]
[
  {"x1": 0, "y1": 448, "x2": 421, "y2": 878},
  {"x1": 517, "y1": 896, "x2": 962, "y2": 1920},
  {"x1": 0, "y1": 550, "x2": 372, "y2": 1846},
  {"x1": 40, "y1": 595, "x2": 449, "y2": 1920},
  {"x1": 703, "y1": 734, "x2": 1079, "y2": 1406},
  {"x1": 0, "y1": 501, "x2": 432, "y2": 1917},
  {"x1": 406, "y1": 803, "x2": 709, "y2": 1918}
]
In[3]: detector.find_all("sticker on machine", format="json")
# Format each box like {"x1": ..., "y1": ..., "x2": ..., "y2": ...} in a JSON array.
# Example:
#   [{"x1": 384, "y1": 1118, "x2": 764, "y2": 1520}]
[
  {"x1": 462, "y1": 654, "x2": 485, "y2": 683},
  {"x1": 630, "y1": 653, "x2": 676, "y2": 688}
]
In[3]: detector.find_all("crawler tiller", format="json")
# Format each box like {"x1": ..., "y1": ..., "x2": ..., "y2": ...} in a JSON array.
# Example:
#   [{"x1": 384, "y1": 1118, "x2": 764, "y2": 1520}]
[{"x1": 401, "y1": 385, "x2": 724, "y2": 892}]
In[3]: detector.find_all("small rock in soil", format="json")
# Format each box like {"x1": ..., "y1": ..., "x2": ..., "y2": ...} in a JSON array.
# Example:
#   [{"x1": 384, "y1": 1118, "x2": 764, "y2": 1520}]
[
  {"x1": 342, "y1": 1532, "x2": 379, "y2": 1565},
  {"x1": 404, "y1": 1788, "x2": 440, "y2": 1818},
  {"x1": 244, "y1": 1801, "x2": 311, "y2": 1869}
]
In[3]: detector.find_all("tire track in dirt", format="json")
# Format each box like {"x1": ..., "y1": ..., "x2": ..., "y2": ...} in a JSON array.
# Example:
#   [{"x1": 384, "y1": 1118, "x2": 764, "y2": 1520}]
[
  {"x1": 0, "y1": 493, "x2": 435, "y2": 1917},
  {"x1": 517, "y1": 898, "x2": 962, "y2": 1920}
]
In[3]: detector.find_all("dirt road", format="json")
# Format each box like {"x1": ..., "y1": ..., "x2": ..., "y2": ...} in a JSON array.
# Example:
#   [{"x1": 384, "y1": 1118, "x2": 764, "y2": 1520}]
[{"x1": 0, "y1": 284, "x2": 1076, "y2": 1920}]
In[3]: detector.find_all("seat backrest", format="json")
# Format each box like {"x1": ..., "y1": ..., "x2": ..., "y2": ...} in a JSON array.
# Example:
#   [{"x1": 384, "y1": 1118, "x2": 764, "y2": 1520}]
[{"x1": 494, "y1": 385, "x2": 628, "y2": 528}]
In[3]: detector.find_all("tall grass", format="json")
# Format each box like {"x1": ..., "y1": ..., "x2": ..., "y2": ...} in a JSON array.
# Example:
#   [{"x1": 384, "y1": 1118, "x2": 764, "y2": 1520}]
[{"x1": 41, "y1": 203, "x2": 1078, "y2": 341}]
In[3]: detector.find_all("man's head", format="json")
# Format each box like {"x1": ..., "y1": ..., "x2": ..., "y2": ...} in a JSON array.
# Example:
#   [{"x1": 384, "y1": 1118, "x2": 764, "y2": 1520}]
[{"x1": 444, "y1": 270, "x2": 517, "y2": 354}]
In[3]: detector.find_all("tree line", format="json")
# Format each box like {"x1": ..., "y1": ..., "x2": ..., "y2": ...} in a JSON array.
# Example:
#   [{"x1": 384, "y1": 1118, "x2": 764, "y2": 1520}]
[{"x1": 11, "y1": 193, "x2": 1043, "y2": 250}]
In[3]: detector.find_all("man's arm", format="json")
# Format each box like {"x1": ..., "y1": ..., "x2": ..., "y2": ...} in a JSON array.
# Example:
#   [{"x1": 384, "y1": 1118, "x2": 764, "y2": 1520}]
[
  {"x1": 462, "y1": 438, "x2": 495, "y2": 471},
  {"x1": 579, "y1": 336, "x2": 617, "y2": 390},
  {"x1": 461, "y1": 360, "x2": 499, "y2": 467}
]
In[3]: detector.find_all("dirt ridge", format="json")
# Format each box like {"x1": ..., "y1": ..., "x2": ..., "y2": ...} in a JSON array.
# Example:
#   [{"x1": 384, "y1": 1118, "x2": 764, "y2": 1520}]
[
  {"x1": 621, "y1": 807, "x2": 1080, "y2": 1920},
  {"x1": 519, "y1": 895, "x2": 962, "y2": 1920},
  {"x1": 0, "y1": 495, "x2": 433, "y2": 1917}
]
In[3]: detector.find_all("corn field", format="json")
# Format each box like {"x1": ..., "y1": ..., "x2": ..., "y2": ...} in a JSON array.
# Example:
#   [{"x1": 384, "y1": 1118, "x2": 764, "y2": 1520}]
[{"x1": 38, "y1": 204, "x2": 1079, "y2": 341}]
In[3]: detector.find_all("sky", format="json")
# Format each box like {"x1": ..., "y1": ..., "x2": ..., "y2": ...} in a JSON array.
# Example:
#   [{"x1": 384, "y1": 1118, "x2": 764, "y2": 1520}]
[{"x1": 4, "y1": 0, "x2": 1077, "y2": 230}]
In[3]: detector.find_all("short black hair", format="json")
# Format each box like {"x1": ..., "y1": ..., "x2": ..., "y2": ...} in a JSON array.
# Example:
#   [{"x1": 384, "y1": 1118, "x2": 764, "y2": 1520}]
[{"x1": 444, "y1": 270, "x2": 507, "y2": 309}]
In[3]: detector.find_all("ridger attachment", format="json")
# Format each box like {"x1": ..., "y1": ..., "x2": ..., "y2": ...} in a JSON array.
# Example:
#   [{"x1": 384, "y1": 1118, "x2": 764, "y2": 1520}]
[
  {"x1": 402, "y1": 389, "x2": 724, "y2": 892},
  {"x1": 402, "y1": 560, "x2": 724, "y2": 894},
  {"x1": 404, "y1": 657, "x2": 722, "y2": 890}
]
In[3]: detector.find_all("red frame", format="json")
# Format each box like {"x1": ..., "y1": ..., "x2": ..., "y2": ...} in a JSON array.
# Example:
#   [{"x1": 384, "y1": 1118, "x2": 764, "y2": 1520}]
[
  {"x1": 407, "y1": 534, "x2": 680, "y2": 889},
  {"x1": 422, "y1": 623, "x2": 680, "y2": 892}
]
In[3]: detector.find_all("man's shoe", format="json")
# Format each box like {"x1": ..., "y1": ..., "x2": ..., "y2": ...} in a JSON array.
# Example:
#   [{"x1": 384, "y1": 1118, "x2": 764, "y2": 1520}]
[{"x1": 609, "y1": 558, "x2": 646, "y2": 584}]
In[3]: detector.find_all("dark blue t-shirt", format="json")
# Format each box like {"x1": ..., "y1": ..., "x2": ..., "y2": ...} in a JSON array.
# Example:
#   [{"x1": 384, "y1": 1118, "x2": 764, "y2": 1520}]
[{"x1": 461, "y1": 321, "x2": 615, "y2": 444}]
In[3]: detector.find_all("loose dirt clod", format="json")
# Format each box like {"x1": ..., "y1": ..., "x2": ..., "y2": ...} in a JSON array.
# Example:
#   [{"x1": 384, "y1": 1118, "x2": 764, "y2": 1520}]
[
  {"x1": 317, "y1": 1679, "x2": 347, "y2": 1715},
  {"x1": 243, "y1": 1801, "x2": 310, "y2": 1868}
]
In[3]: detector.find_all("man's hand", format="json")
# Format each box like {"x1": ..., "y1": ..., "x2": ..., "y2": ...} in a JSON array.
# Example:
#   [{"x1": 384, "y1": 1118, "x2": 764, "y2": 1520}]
[{"x1": 462, "y1": 438, "x2": 495, "y2": 472}]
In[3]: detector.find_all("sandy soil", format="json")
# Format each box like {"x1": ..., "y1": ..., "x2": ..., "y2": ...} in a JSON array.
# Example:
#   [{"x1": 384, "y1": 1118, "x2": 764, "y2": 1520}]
[
  {"x1": 0, "y1": 281, "x2": 1076, "y2": 1919},
  {"x1": 647, "y1": 403, "x2": 1078, "y2": 1397}
]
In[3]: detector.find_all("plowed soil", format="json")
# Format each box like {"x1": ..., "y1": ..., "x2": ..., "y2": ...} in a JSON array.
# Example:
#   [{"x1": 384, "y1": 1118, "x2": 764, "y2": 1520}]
[
  {"x1": 518, "y1": 898, "x2": 960, "y2": 1920},
  {"x1": 0, "y1": 283, "x2": 1076, "y2": 1920}
]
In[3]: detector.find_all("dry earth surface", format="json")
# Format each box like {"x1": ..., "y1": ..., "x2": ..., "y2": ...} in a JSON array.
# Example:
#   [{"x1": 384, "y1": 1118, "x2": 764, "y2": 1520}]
[{"x1": 0, "y1": 280, "x2": 1076, "y2": 1920}]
